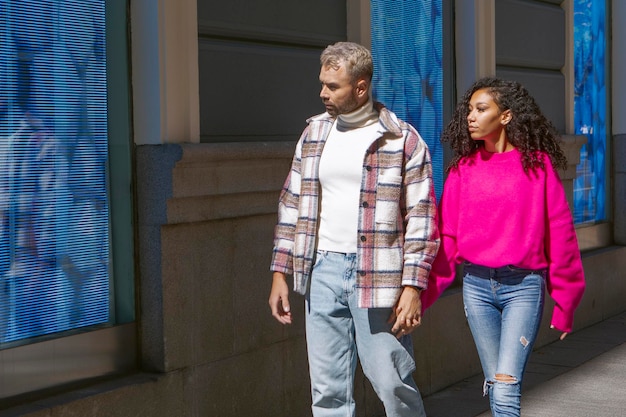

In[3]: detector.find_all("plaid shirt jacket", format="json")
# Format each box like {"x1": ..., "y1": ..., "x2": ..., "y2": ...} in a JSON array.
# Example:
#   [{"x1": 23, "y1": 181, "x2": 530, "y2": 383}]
[{"x1": 271, "y1": 104, "x2": 439, "y2": 308}]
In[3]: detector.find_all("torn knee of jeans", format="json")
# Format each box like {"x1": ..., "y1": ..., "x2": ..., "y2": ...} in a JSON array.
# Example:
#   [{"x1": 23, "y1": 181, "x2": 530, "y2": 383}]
[
  {"x1": 494, "y1": 374, "x2": 518, "y2": 384},
  {"x1": 483, "y1": 374, "x2": 519, "y2": 395}
]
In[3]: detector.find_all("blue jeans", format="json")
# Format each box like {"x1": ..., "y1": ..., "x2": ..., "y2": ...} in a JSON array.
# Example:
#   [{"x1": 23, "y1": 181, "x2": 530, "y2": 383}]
[
  {"x1": 305, "y1": 251, "x2": 426, "y2": 417},
  {"x1": 463, "y1": 264, "x2": 546, "y2": 417}
]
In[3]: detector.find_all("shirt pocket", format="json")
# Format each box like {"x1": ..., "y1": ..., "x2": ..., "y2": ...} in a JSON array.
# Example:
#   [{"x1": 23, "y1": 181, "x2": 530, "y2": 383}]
[{"x1": 374, "y1": 174, "x2": 402, "y2": 225}]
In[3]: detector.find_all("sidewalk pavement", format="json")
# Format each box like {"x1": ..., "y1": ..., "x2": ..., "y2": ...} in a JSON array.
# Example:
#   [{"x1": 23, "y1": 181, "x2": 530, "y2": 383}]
[{"x1": 422, "y1": 310, "x2": 626, "y2": 417}]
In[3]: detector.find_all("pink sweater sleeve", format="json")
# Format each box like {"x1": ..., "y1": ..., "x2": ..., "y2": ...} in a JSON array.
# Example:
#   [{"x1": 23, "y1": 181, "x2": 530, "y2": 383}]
[{"x1": 544, "y1": 164, "x2": 585, "y2": 333}]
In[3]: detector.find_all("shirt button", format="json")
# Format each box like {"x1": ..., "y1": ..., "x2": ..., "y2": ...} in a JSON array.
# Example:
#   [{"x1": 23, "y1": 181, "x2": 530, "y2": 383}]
[
  {"x1": 360, "y1": 236, "x2": 367, "y2": 242},
  {"x1": 362, "y1": 201, "x2": 369, "y2": 208},
  {"x1": 365, "y1": 166, "x2": 372, "y2": 171}
]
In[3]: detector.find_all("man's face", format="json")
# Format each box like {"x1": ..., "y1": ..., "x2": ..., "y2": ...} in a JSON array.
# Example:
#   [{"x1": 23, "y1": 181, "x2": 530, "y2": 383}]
[{"x1": 319, "y1": 63, "x2": 360, "y2": 117}]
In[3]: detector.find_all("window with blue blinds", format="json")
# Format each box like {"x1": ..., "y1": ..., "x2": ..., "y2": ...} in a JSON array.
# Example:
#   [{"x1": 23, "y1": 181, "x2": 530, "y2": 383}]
[
  {"x1": 370, "y1": 0, "x2": 444, "y2": 198},
  {"x1": 0, "y1": 0, "x2": 111, "y2": 344},
  {"x1": 573, "y1": 0, "x2": 607, "y2": 224}
]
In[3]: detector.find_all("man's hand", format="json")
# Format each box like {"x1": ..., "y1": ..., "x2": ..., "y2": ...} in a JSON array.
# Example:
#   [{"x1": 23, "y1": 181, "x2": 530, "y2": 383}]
[
  {"x1": 269, "y1": 272, "x2": 292, "y2": 325},
  {"x1": 389, "y1": 286, "x2": 423, "y2": 338}
]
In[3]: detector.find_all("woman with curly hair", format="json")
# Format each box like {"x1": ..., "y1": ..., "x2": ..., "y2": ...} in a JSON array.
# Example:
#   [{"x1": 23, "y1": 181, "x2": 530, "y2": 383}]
[{"x1": 421, "y1": 77, "x2": 585, "y2": 416}]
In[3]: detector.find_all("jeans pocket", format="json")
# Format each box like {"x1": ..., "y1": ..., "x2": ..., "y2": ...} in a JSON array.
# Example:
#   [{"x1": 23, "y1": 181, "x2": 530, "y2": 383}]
[
  {"x1": 525, "y1": 272, "x2": 546, "y2": 290},
  {"x1": 312, "y1": 250, "x2": 328, "y2": 269}
]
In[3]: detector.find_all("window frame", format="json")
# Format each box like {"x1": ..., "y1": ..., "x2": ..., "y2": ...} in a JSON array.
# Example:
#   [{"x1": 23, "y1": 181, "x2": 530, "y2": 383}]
[
  {"x1": 0, "y1": 0, "x2": 136, "y2": 401},
  {"x1": 563, "y1": 0, "x2": 613, "y2": 250}
]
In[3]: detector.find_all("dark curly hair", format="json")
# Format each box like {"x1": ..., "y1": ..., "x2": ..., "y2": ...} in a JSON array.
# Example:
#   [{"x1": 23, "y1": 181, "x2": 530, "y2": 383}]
[{"x1": 443, "y1": 77, "x2": 567, "y2": 173}]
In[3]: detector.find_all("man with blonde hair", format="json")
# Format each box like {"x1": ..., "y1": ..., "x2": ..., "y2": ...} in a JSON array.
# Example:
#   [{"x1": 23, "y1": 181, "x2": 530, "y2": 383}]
[{"x1": 269, "y1": 42, "x2": 438, "y2": 417}]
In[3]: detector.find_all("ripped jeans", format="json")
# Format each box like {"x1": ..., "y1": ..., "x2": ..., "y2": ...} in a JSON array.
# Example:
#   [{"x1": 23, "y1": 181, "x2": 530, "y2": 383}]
[{"x1": 462, "y1": 263, "x2": 546, "y2": 417}]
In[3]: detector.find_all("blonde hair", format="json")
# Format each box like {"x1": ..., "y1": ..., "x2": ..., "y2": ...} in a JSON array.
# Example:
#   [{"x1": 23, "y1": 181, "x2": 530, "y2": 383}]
[{"x1": 320, "y1": 42, "x2": 373, "y2": 83}]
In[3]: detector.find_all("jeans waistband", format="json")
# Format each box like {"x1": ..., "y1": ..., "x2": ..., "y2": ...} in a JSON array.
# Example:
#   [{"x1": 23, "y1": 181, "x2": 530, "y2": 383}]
[
  {"x1": 316, "y1": 250, "x2": 357, "y2": 256},
  {"x1": 463, "y1": 262, "x2": 546, "y2": 280}
]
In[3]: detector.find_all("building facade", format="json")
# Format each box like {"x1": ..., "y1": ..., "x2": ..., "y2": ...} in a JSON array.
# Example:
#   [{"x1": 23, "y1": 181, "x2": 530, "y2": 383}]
[{"x1": 0, "y1": 1, "x2": 625, "y2": 416}]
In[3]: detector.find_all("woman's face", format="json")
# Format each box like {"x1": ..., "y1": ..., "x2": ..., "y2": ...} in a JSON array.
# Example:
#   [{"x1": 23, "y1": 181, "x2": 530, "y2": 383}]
[{"x1": 466, "y1": 88, "x2": 511, "y2": 144}]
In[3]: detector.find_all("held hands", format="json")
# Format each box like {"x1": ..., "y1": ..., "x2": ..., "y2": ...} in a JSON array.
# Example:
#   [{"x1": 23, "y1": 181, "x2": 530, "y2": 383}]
[
  {"x1": 269, "y1": 272, "x2": 292, "y2": 325},
  {"x1": 550, "y1": 325, "x2": 568, "y2": 340},
  {"x1": 270, "y1": 275, "x2": 426, "y2": 336},
  {"x1": 389, "y1": 286, "x2": 423, "y2": 339}
]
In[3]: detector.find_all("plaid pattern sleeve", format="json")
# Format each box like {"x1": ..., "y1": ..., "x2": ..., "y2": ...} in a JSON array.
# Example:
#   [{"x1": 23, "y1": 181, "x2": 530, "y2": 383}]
[
  {"x1": 400, "y1": 126, "x2": 440, "y2": 289},
  {"x1": 270, "y1": 115, "x2": 333, "y2": 293},
  {"x1": 270, "y1": 135, "x2": 304, "y2": 276}
]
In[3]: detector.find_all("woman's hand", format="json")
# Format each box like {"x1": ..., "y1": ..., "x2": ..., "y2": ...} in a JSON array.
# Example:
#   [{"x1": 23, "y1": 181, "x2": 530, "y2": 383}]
[{"x1": 550, "y1": 325, "x2": 568, "y2": 340}]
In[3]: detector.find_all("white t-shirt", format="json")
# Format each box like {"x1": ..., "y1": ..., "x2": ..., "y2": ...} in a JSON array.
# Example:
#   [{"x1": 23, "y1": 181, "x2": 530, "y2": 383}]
[{"x1": 317, "y1": 100, "x2": 380, "y2": 253}]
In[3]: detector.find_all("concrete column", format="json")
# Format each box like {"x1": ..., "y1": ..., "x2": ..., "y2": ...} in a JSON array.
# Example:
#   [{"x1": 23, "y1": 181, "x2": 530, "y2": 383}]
[
  {"x1": 454, "y1": 0, "x2": 496, "y2": 96},
  {"x1": 613, "y1": 0, "x2": 626, "y2": 244},
  {"x1": 131, "y1": 0, "x2": 200, "y2": 145},
  {"x1": 346, "y1": 0, "x2": 371, "y2": 47},
  {"x1": 616, "y1": 135, "x2": 626, "y2": 244}
]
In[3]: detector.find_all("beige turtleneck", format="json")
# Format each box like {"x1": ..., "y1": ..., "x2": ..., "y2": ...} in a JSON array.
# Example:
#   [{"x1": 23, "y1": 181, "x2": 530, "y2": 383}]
[{"x1": 336, "y1": 99, "x2": 379, "y2": 130}]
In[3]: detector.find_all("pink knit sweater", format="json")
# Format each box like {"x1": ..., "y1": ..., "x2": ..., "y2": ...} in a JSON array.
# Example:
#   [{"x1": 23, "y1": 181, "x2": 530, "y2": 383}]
[{"x1": 422, "y1": 147, "x2": 585, "y2": 332}]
